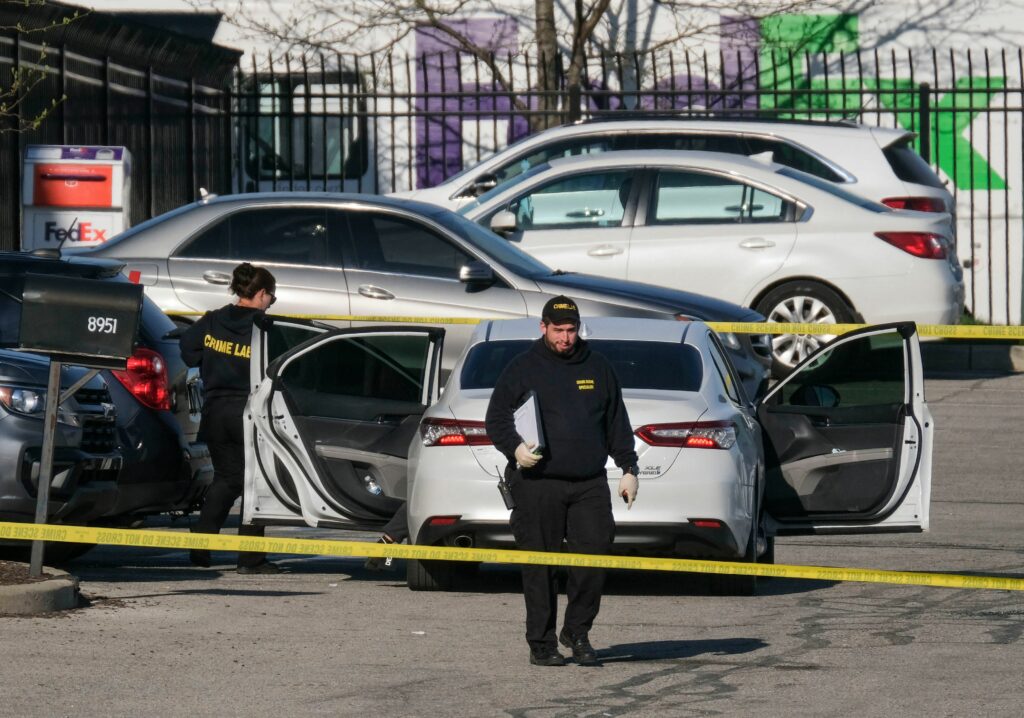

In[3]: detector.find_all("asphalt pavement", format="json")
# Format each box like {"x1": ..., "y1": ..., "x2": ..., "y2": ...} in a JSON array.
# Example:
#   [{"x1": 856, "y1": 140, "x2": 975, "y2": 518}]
[{"x1": 1, "y1": 370, "x2": 1022, "y2": 717}]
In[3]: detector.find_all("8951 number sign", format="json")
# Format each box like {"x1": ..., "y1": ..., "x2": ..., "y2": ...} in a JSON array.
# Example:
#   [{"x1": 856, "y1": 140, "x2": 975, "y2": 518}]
[{"x1": 87, "y1": 316, "x2": 119, "y2": 334}]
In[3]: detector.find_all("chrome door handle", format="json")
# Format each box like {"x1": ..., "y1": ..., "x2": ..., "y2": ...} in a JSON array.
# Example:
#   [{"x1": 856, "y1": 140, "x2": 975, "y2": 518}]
[
  {"x1": 738, "y1": 238, "x2": 775, "y2": 249},
  {"x1": 587, "y1": 245, "x2": 624, "y2": 257},
  {"x1": 202, "y1": 270, "x2": 232, "y2": 285},
  {"x1": 358, "y1": 285, "x2": 395, "y2": 300}
]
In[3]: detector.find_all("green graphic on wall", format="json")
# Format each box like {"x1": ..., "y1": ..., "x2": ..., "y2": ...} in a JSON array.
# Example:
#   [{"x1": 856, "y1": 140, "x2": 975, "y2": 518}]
[{"x1": 754, "y1": 14, "x2": 1006, "y2": 190}]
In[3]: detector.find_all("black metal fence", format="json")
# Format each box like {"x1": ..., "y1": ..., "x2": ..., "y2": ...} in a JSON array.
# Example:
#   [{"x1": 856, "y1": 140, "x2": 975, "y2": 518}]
[
  {"x1": 0, "y1": 5, "x2": 238, "y2": 252},
  {"x1": 3, "y1": 37, "x2": 1022, "y2": 322},
  {"x1": 229, "y1": 47, "x2": 1021, "y2": 323}
]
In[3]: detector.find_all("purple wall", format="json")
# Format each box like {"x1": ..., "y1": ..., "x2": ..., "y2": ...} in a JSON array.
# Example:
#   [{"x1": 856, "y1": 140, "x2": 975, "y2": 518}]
[
  {"x1": 413, "y1": 15, "x2": 763, "y2": 187},
  {"x1": 415, "y1": 19, "x2": 520, "y2": 188}
]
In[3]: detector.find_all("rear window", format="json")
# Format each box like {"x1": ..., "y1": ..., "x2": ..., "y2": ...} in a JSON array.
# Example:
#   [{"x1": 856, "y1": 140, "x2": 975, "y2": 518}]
[
  {"x1": 883, "y1": 139, "x2": 946, "y2": 189},
  {"x1": 777, "y1": 166, "x2": 891, "y2": 213},
  {"x1": 0, "y1": 285, "x2": 19, "y2": 347},
  {"x1": 460, "y1": 339, "x2": 703, "y2": 391},
  {"x1": 744, "y1": 137, "x2": 846, "y2": 182},
  {"x1": 139, "y1": 295, "x2": 178, "y2": 344}
]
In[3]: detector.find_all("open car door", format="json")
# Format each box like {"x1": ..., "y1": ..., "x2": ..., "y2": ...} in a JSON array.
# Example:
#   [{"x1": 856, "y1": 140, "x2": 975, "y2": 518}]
[
  {"x1": 244, "y1": 316, "x2": 444, "y2": 530},
  {"x1": 757, "y1": 322, "x2": 932, "y2": 535}
]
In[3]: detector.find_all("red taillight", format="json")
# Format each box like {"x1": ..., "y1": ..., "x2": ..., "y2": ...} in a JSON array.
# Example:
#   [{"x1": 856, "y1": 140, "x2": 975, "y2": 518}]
[
  {"x1": 881, "y1": 196, "x2": 947, "y2": 213},
  {"x1": 875, "y1": 231, "x2": 948, "y2": 259},
  {"x1": 111, "y1": 347, "x2": 171, "y2": 411},
  {"x1": 634, "y1": 421, "x2": 736, "y2": 449},
  {"x1": 692, "y1": 519, "x2": 723, "y2": 529},
  {"x1": 420, "y1": 417, "x2": 492, "y2": 447},
  {"x1": 429, "y1": 516, "x2": 459, "y2": 526}
]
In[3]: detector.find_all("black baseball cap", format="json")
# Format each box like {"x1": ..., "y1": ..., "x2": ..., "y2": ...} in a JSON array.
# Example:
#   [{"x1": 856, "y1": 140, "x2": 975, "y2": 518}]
[{"x1": 541, "y1": 295, "x2": 580, "y2": 325}]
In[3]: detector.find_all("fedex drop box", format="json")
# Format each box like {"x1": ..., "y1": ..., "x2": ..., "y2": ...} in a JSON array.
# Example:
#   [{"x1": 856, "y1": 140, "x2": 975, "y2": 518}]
[{"x1": 21, "y1": 145, "x2": 132, "y2": 251}]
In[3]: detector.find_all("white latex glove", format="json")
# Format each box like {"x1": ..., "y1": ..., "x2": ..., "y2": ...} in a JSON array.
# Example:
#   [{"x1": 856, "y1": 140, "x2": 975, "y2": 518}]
[
  {"x1": 618, "y1": 473, "x2": 639, "y2": 509},
  {"x1": 515, "y1": 442, "x2": 541, "y2": 469}
]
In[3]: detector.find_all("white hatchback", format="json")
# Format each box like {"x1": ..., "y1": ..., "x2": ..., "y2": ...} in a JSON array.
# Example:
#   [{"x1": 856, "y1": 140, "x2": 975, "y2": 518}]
[
  {"x1": 392, "y1": 117, "x2": 955, "y2": 216},
  {"x1": 459, "y1": 150, "x2": 964, "y2": 371},
  {"x1": 236, "y1": 312, "x2": 933, "y2": 596}
]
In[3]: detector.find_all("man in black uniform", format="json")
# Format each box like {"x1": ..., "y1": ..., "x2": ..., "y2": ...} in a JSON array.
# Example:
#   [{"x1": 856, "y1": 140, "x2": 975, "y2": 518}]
[{"x1": 485, "y1": 296, "x2": 639, "y2": 666}]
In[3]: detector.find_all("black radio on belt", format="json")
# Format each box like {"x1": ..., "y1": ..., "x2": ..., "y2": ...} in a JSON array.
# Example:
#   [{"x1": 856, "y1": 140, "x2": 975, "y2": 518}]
[{"x1": 496, "y1": 465, "x2": 516, "y2": 510}]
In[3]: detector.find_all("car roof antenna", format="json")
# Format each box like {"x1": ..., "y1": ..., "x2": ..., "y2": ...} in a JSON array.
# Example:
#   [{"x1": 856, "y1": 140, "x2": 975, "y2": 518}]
[{"x1": 29, "y1": 215, "x2": 77, "y2": 259}]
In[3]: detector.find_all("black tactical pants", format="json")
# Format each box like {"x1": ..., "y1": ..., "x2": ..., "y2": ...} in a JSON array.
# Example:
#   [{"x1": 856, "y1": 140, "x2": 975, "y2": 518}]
[
  {"x1": 193, "y1": 397, "x2": 266, "y2": 569},
  {"x1": 509, "y1": 474, "x2": 615, "y2": 650}
]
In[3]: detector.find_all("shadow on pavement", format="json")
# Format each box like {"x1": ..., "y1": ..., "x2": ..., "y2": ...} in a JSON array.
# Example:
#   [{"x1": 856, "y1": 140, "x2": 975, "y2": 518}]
[
  {"x1": 599, "y1": 637, "x2": 768, "y2": 663},
  {"x1": 64, "y1": 545, "x2": 839, "y2": 597}
]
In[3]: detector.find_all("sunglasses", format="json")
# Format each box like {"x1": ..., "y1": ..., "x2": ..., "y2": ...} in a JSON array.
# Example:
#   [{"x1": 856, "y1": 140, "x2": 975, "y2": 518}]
[{"x1": 266, "y1": 290, "x2": 277, "y2": 307}]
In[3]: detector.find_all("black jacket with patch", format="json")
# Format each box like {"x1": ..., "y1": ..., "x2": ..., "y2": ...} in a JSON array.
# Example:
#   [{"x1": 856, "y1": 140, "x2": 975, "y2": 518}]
[
  {"x1": 179, "y1": 304, "x2": 262, "y2": 406},
  {"x1": 485, "y1": 337, "x2": 637, "y2": 480}
]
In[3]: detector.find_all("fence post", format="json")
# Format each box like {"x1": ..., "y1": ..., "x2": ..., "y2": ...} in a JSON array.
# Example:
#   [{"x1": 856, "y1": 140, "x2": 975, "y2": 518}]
[
  {"x1": 14, "y1": 33, "x2": 23, "y2": 250},
  {"x1": 567, "y1": 83, "x2": 581, "y2": 122},
  {"x1": 103, "y1": 56, "x2": 111, "y2": 145},
  {"x1": 917, "y1": 82, "x2": 931, "y2": 163},
  {"x1": 146, "y1": 66, "x2": 155, "y2": 218},
  {"x1": 188, "y1": 78, "x2": 196, "y2": 200}
]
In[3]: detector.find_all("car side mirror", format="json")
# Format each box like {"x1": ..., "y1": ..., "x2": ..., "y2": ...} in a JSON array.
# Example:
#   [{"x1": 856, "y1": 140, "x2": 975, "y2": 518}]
[
  {"x1": 459, "y1": 260, "x2": 494, "y2": 285},
  {"x1": 471, "y1": 173, "x2": 498, "y2": 196},
  {"x1": 489, "y1": 210, "x2": 518, "y2": 236},
  {"x1": 788, "y1": 384, "x2": 841, "y2": 408}
]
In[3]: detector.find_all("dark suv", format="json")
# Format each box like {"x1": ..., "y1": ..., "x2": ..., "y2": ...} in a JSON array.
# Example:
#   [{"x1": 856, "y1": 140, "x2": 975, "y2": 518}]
[
  {"x1": 0, "y1": 348, "x2": 121, "y2": 527},
  {"x1": 0, "y1": 251, "x2": 212, "y2": 524}
]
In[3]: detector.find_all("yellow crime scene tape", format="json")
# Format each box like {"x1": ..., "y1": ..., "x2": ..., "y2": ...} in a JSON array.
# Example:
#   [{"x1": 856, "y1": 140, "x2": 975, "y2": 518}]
[
  {"x1": 1, "y1": 521, "x2": 1021, "y2": 592},
  {"x1": 167, "y1": 312, "x2": 1024, "y2": 340}
]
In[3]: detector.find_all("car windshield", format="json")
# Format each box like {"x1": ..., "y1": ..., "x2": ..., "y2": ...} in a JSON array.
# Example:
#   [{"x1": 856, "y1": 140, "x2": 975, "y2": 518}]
[
  {"x1": 460, "y1": 339, "x2": 704, "y2": 391},
  {"x1": 429, "y1": 210, "x2": 553, "y2": 278},
  {"x1": 85, "y1": 201, "x2": 201, "y2": 250},
  {"x1": 443, "y1": 131, "x2": 541, "y2": 186},
  {"x1": 776, "y1": 166, "x2": 891, "y2": 213},
  {"x1": 456, "y1": 162, "x2": 553, "y2": 215}
]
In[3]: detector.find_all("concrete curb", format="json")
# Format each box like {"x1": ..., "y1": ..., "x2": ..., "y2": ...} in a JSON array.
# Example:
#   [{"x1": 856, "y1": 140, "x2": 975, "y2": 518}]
[{"x1": 0, "y1": 568, "x2": 79, "y2": 615}]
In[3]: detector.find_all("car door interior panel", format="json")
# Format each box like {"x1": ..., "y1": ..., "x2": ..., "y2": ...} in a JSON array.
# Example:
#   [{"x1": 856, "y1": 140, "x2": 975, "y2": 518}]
[
  {"x1": 248, "y1": 319, "x2": 443, "y2": 528},
  {"x1": 759, "y1": 324, "x2": 920, "y2": 525},
  {"x1": 265, "y1": 331, "x2": 431, "y2": 522}
]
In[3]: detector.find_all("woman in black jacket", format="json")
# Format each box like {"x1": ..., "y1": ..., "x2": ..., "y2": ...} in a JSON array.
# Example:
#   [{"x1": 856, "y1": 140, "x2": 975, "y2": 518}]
[{"x1": 180, "y1": 262, "x2": 280, "y2": 574}]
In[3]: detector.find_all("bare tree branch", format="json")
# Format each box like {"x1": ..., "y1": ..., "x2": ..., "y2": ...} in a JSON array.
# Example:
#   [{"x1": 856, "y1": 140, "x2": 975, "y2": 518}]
[{"x1": 0, "y1": 0, "x2": 84, "y2": 133}]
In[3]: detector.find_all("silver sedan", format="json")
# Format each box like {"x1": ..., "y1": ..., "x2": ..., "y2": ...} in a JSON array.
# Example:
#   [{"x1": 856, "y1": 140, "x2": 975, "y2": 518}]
[{"x1": 73, "y1": 193, "x2": 772, "y2": 396}]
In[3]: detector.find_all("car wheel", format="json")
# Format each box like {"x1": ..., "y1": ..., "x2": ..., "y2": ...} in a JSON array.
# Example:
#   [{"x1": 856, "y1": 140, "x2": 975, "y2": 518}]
[
  {"x1": 406, "y1": 557, "x2": 473, "y2": 591},
  {"x1": 709, "y1": 471, "x2": 768, "y2": 597},
  {"x1": 709, "y1": 522, "x2": 759, "y2": 597},
  {"x1": 755, "y1": 281, "x2": 856, "y2": 377},
  {"x1": 760, "y1": 535, "x2": 776, "y2": 567}
]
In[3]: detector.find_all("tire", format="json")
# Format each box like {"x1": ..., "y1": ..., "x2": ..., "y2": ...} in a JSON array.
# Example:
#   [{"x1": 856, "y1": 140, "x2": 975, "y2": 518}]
[
  {"x1": 755, "y1": 281, "x2": 856, "y2": 377},
  {"x1": 406, "y1": 558, "x2": 470, "y2": 591},
  {"x1": 760, "y1": 535, "x2": 776, "y2": 570},
  {"x1": 709, "y1": 471, "x2": 769, "y2": 597},
  {"x1": 709, "y1": 527, "x2": 758, "y2": 597}
]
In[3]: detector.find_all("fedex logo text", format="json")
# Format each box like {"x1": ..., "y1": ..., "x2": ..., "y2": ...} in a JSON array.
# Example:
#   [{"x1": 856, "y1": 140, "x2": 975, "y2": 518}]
[{"x1": 44, "y1": 221, "x2": 108, "y2": 243}]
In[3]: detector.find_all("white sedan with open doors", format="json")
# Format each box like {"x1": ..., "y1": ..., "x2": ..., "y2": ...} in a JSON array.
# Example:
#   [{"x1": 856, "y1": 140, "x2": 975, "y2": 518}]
[{"x1": 242, "y1": 314, "x2": 932, "y2": 596}]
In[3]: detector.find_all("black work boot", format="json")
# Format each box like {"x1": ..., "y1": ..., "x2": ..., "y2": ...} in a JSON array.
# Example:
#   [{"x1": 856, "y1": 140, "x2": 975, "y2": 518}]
[
  {"x1": 236, "y1": 560, "x2": 281, "y2": 575},
  {"x1": 364, "y1": 534, "x2": 396, "y2": 572},
  {"x1": 559, "y1": 628, "x2": 599, "y2": 666},
  {"x1": 529, "y1": 646, "x2": 566, "y2": 666}
]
